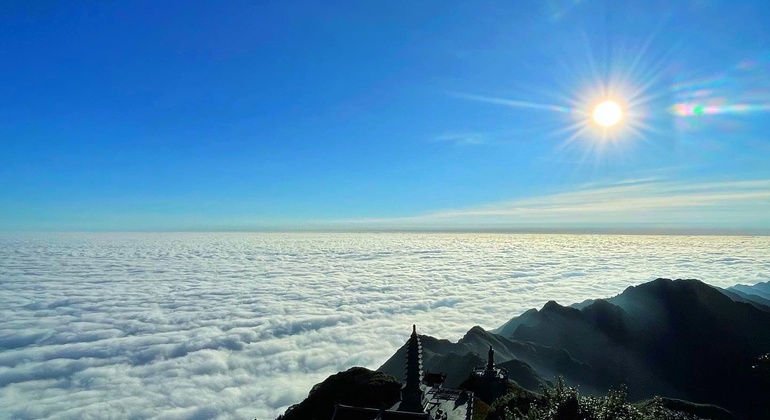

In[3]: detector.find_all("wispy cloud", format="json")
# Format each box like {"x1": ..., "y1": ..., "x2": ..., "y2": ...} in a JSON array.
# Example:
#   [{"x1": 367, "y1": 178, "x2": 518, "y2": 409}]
[
  {"x1": 337, "y1": 178, "x2": 770, "y2": 231},
  {"x1": 433, "y1": 131, "x2": 488, "y2": 146},
  {"x1": 449, "y1": 92, "x2": 576, "y2": 114}
]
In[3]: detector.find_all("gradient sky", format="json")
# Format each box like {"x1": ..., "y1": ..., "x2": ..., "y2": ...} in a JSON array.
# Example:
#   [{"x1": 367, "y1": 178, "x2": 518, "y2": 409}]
[{"x1": 2, "y1": 0, "x2": 769, "y2": 232}]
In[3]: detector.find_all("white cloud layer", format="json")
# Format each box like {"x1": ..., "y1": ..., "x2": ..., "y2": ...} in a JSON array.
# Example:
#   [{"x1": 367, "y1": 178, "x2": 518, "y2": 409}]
[{"x1": 1, "y1": 233, "x2": 769, "y2": 419}]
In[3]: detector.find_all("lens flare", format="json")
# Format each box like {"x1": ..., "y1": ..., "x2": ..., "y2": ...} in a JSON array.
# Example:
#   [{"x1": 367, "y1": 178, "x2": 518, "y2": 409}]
[
  {"x1": 672, "y1": 102, "x2": 770, "y2": 117},
  {"x1": 670, "y1": 57, "x2": 770, "y2": 134}
]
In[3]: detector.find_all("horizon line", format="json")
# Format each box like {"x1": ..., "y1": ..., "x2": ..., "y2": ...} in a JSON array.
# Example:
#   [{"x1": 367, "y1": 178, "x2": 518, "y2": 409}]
[{"x1": 3, "y1": 227, "x2": 769, "y2": 236}]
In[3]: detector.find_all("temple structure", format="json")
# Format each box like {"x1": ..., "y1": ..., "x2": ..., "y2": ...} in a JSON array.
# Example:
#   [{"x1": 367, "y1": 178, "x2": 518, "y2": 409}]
[
  {"x1": 398, "y1": 325, "x2": 425, "y2": 412},
  {"x1": 473, "y1": 345, "x2": 508, "y2": 381},
  {"x1": 332, "y1": 325, "x2": 474, "y2": 420}
]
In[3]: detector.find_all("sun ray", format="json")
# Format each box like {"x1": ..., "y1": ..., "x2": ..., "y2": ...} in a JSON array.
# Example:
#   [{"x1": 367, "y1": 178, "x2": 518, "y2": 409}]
[
  {"x1": 449, "y1": 14, "x2": 690, "y2": 169},
  {"x1": 449, "y1": 92, "x2": 576, "y2": 114},
  {"x1": 615, "y1": 13, "x2": 673, "y2": 90}
]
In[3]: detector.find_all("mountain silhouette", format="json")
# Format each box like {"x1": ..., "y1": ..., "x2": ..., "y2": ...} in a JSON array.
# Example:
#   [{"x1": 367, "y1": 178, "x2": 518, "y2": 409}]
[
  {"x1": 722, "y1": 280, "x2": 770, "y2": 309},
  {"x1": 381, "y1": 279, "x2": 770, "y2": 418},
  {"x1": 278, "y1": 367, "x2": 400, "y2": 420},
  {"x1": 497, "y1": 278, "x2": 770, "y2": 419},
  {"x1": 279, "y1": 279, "x2": 770, "y2": 419},
  {"x1": 378, "y1": 326, "x2": 589, "y2": 392}
]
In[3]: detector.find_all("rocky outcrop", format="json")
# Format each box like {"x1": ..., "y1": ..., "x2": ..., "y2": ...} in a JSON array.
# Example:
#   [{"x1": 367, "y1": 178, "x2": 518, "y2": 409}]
[{"x1": 279, "y1": 367, "x2": 400, "y2": 420}]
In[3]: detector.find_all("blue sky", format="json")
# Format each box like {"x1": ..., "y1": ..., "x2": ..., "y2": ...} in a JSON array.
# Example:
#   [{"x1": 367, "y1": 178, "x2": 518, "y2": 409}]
[{"x1": 2, "y1": 0, "x2": 769, "y2": 232}]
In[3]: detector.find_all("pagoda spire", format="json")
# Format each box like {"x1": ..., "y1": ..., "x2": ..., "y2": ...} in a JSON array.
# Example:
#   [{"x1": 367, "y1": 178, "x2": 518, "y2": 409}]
[{"x1": 398, "y1": 324, "x2": 425, "y2": 412}]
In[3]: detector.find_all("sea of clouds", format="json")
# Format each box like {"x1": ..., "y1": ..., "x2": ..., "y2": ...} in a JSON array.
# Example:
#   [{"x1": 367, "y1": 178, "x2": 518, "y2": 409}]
[{"x1": 1, "y1": 233, "x2": 769, "y2": 419}]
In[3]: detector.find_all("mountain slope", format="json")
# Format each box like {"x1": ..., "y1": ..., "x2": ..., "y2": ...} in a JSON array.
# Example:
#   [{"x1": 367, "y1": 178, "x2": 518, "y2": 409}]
[
  {"x1": 724, "y1": 280, "x2": 770, "y2": 309},
  {"x1": 498, "y1": 278, "x2": 770, "y2": 419},
  {"x1": 279, "y1": 367, "x2": 400, "y2": 420},
  {"x1": 377, "y1": 326, "x2": 592, "y2": 392},
  {"x1": 278, "y1": 278, "x2": 770, "y2": 419}
]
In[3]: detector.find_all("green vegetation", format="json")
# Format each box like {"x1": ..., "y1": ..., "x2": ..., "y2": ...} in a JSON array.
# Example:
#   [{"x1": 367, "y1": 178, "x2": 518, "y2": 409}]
[
  {"x1": 754, "y1": 353, "x2": 770, "y2": 376},
  {"x1": 483, "y1": 378, "x2": 732, "y2": 420}
]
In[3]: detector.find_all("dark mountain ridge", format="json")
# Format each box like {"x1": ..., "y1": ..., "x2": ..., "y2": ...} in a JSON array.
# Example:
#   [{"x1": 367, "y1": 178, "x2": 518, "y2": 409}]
[
  {"x1": 279, "y1": 367, "x2": 401, "y2": 420},
  {"x1": 382, "y1": 279, "x2": 770, "y2": 419},
  {"x1": 378, "y1": 325, "x2": 592, "y2": 392},
  {"x1": 280, "y1": 279, "x2": 770, "y2": 419},
  {"x1": 496, "y1": 279, "x2": 770, "y2": 419},
  {"x1": 721, "y1": 280, "x2": 770, "y2": 309}
]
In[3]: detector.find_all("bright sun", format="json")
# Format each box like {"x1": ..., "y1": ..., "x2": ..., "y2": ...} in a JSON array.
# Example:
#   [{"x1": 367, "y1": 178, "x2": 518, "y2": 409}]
[{"x1": 592, "y1": 100, "x2": 623, "y2": 127}]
